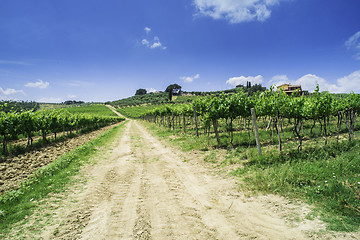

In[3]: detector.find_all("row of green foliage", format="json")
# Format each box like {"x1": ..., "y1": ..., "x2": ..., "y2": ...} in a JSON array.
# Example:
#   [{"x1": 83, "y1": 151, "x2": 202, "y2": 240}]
[
  {"x1": 142, "y1": 87, "x2": 360, "y2": 150},
  {"x1": 0, "y1": 121, "x2": 127, "y2": 237},
  {"x1": 0, "y1": 108, "x2": 124, "y2": 155}
]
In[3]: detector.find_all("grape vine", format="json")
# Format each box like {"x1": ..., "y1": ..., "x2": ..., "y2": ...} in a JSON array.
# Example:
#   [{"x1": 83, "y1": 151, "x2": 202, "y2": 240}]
[{"x1": 142, "y1": 88, "x2": 360, "y2": 151}]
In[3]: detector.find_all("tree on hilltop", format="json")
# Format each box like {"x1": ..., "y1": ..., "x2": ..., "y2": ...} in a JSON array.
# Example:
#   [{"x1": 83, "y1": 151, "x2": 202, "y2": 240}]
[
  {"x1": 165, "y1": 84, "x2": 182, "y2": 101},
  {"x1": 135, "y1": 88, "x2": 147, "y2": 96},
  {"x1": 165, "y1": 84, "x2": 181, "y2": 93}
]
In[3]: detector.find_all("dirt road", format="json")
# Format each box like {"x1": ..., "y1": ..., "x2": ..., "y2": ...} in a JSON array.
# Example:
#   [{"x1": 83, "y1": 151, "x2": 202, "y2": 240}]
[{"x1": 13, "y1": 119, "x2": 331, "y2": 240}]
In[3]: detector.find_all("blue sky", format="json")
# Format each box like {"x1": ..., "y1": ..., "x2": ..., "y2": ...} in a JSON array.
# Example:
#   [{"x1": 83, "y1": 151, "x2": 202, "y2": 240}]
[{"x1": 1, "y1": 0, "x2": 360, "y2": 103}]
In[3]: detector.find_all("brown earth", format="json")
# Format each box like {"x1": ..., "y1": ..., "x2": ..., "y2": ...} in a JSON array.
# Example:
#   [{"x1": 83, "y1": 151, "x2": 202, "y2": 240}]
[{"x1": 0, "y1": 123, "x2": 122, "y2": 195}]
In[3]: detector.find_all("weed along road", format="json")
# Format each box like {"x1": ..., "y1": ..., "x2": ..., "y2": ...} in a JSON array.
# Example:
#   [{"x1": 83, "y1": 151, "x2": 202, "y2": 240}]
[{"x1": 8, "y1": 120, "x2": 341, "y2": 239}]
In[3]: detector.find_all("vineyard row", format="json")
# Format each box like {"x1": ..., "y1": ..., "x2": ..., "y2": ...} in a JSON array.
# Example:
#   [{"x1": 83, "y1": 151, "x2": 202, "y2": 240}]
[
  {"x1": 141, "y1": 87, "x2": 359, "y2": 152},
  {"x1": 0, "y1": 109, "x2": 123, "y2": 154}
]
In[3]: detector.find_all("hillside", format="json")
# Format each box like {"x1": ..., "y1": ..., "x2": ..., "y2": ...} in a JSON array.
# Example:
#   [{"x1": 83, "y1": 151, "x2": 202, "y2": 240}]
[{"x1": 108, "y1": 85, "x2": 265, "y2": 108}]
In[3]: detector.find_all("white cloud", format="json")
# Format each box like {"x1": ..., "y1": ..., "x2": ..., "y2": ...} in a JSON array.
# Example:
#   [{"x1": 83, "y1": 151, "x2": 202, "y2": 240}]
[
  {"x1": 141, "y1": 29, "x2": 166, "y2": 50},
  {"x1": 67, "y1": 95, "x2": 77, "y2": 99},
  {"x1": 226, "y1": 75, "x2": 263, "y2": 87},
  {"x1": 150, "y1": 42, "x2": 163, "y2": 49},
  {"x1": 0, "y1": 60, "x2": 32, "y2": 66},
  {"x1": 180, "y1": 73, "x2": 200, "y2": 83},
  {"x1": 25, "y1": 79, "x2": 49, "y2": 89},
  {"x1": 294, "y1": 74, "x2": 349, "y2": 93},
  {"x1": 37, "y1": 97, "x2": 62, "y2": 103},
  {"x1": 270, "y1": 74, "x2": 288, "y2": 82},
  {"x1": 193, "y1": 0, "x2": 285, "y2": 23},
  {"x1": 65, "y1": 80, "x2": 94, "y2": 87},
  {"x1": 295, "y1": 74, "x2": 328, "y2": 92},
  {"x1": 146, "y1": 88, "x2": 157, "y2": 93},
  {"x1": 149, "y1": 37, "x2": 167, "y2": 50},
  {"x1": 336, "y1": 70, "x2": 360, "y2": 93},
  {"x1": 345, "y1": 31, "x2": 360, "y2": 49},
  {"x1": 142, "y1": 39, "x2": 150, "y2": 46},
  {"x1": 0, "y1": 87, "x2": 24, "y2": 96},
  {"x1": 144, "y1": 27, "x2": 151, "y2": 34},
  {"x1": 345, "y1": 31, "x2": 360, "y2": 60},
  {"x1": 268, "y1": 74, "x2": 289, "y2": 88}
]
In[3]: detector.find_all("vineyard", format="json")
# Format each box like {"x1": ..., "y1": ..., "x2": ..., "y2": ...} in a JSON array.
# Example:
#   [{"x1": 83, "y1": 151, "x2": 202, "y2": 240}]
[
  {"x1": 0, "y1": 105, "x2": 124, "y2": 156},
  {"x1": 141, "y1": 87, "x2": 360, "y2": 152}
]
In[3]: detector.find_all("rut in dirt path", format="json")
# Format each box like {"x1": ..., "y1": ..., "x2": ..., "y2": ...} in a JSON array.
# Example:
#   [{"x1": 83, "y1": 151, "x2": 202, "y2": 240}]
[{"x1": 45, "y1": 120, "x2": 321, "y2": 240}]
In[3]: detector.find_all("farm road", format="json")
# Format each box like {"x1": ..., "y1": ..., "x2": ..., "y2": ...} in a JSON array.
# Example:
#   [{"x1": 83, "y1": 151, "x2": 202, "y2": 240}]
[{"x1": 28, "y1": 119, "x2": 333, "y2": 240}]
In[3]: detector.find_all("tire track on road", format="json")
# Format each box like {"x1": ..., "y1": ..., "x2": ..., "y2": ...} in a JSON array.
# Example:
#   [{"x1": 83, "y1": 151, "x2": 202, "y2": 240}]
[{"x1": 35, "y1": 120, "x2": 326, "y2": 240}]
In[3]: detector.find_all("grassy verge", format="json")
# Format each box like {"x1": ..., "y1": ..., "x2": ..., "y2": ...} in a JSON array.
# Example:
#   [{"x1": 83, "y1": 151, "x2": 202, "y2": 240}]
[
  {"x1": 142, "y1": 121, "x2": 215, "y2": 151},
  {"x1": 0, "y1": 121, "x2": 127, "y2": 237},
  {"x1": 232, "y1": 140, "x2": 360, "y2": 232},
  {"x1": 142, "y1": 120, "x2": 360, "y2": 232}
]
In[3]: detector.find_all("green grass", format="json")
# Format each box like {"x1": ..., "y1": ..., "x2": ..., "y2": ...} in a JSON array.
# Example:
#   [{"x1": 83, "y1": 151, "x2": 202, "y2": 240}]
[
  {"x1": 231, "y1": 140, "x2": 360, "y2": 232},
  {"x1": 65, "y1": 104, "x2": 117, "y2": 117},
  {"x1": 0, "y1": 121, "x2": 127, "y2": 237}
]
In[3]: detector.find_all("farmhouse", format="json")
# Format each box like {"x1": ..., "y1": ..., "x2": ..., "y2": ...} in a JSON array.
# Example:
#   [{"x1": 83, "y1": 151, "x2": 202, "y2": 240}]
[{"x1": 277, "y1": 84, "x2": 302, "y2": 95}]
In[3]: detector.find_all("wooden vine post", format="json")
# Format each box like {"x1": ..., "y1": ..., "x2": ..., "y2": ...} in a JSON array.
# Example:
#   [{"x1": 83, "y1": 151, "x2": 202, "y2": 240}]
[
  {"x1": 193, "y1": 106, "x2": 199, "y2": 137},
  {"x1": 182, "y1": 113, "x2": 186, "y2": 133},
  {"x1": 251, "y1": 108, "x2": 262, "y2": 155}
]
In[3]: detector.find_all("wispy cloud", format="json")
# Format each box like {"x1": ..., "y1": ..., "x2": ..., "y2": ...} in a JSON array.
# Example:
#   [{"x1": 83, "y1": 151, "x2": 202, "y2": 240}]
[
  {"x1": 141, "y1": 27, "x2": 167, "y2": 50},
  {"x1": 226, "y1": 75, "x2": 263, "y2": 87},
  {"x1": 142, "y1": 36, "x2": 167, "y2": 50},
  {"x1": 0, "y1": 87, "x2": 25, "y2": 96},
  {"x1": 25, "y1": 79, "x2": 49, "y2": 89},
  {"x1": 193, "y1": 0, "x2": 286, "y2": 23},
  {"x1": 142, "y1": 39, "x2": 150, "y2": 46},
  {"x1": 180, "y1": 73, "x2": 200, "y2": 83},
  {"x1": 345, "y1": 30, "x2": 360, "y2": 60},
  {"x1": 65, "y1": 80, "x2": 94, "y2": 87},
  {"x1": 144, "y1": 27, "x2": 151, "y2": 34},
  {"x1": 0, "y1": 60, "x2": 32, "y2": 66}
]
